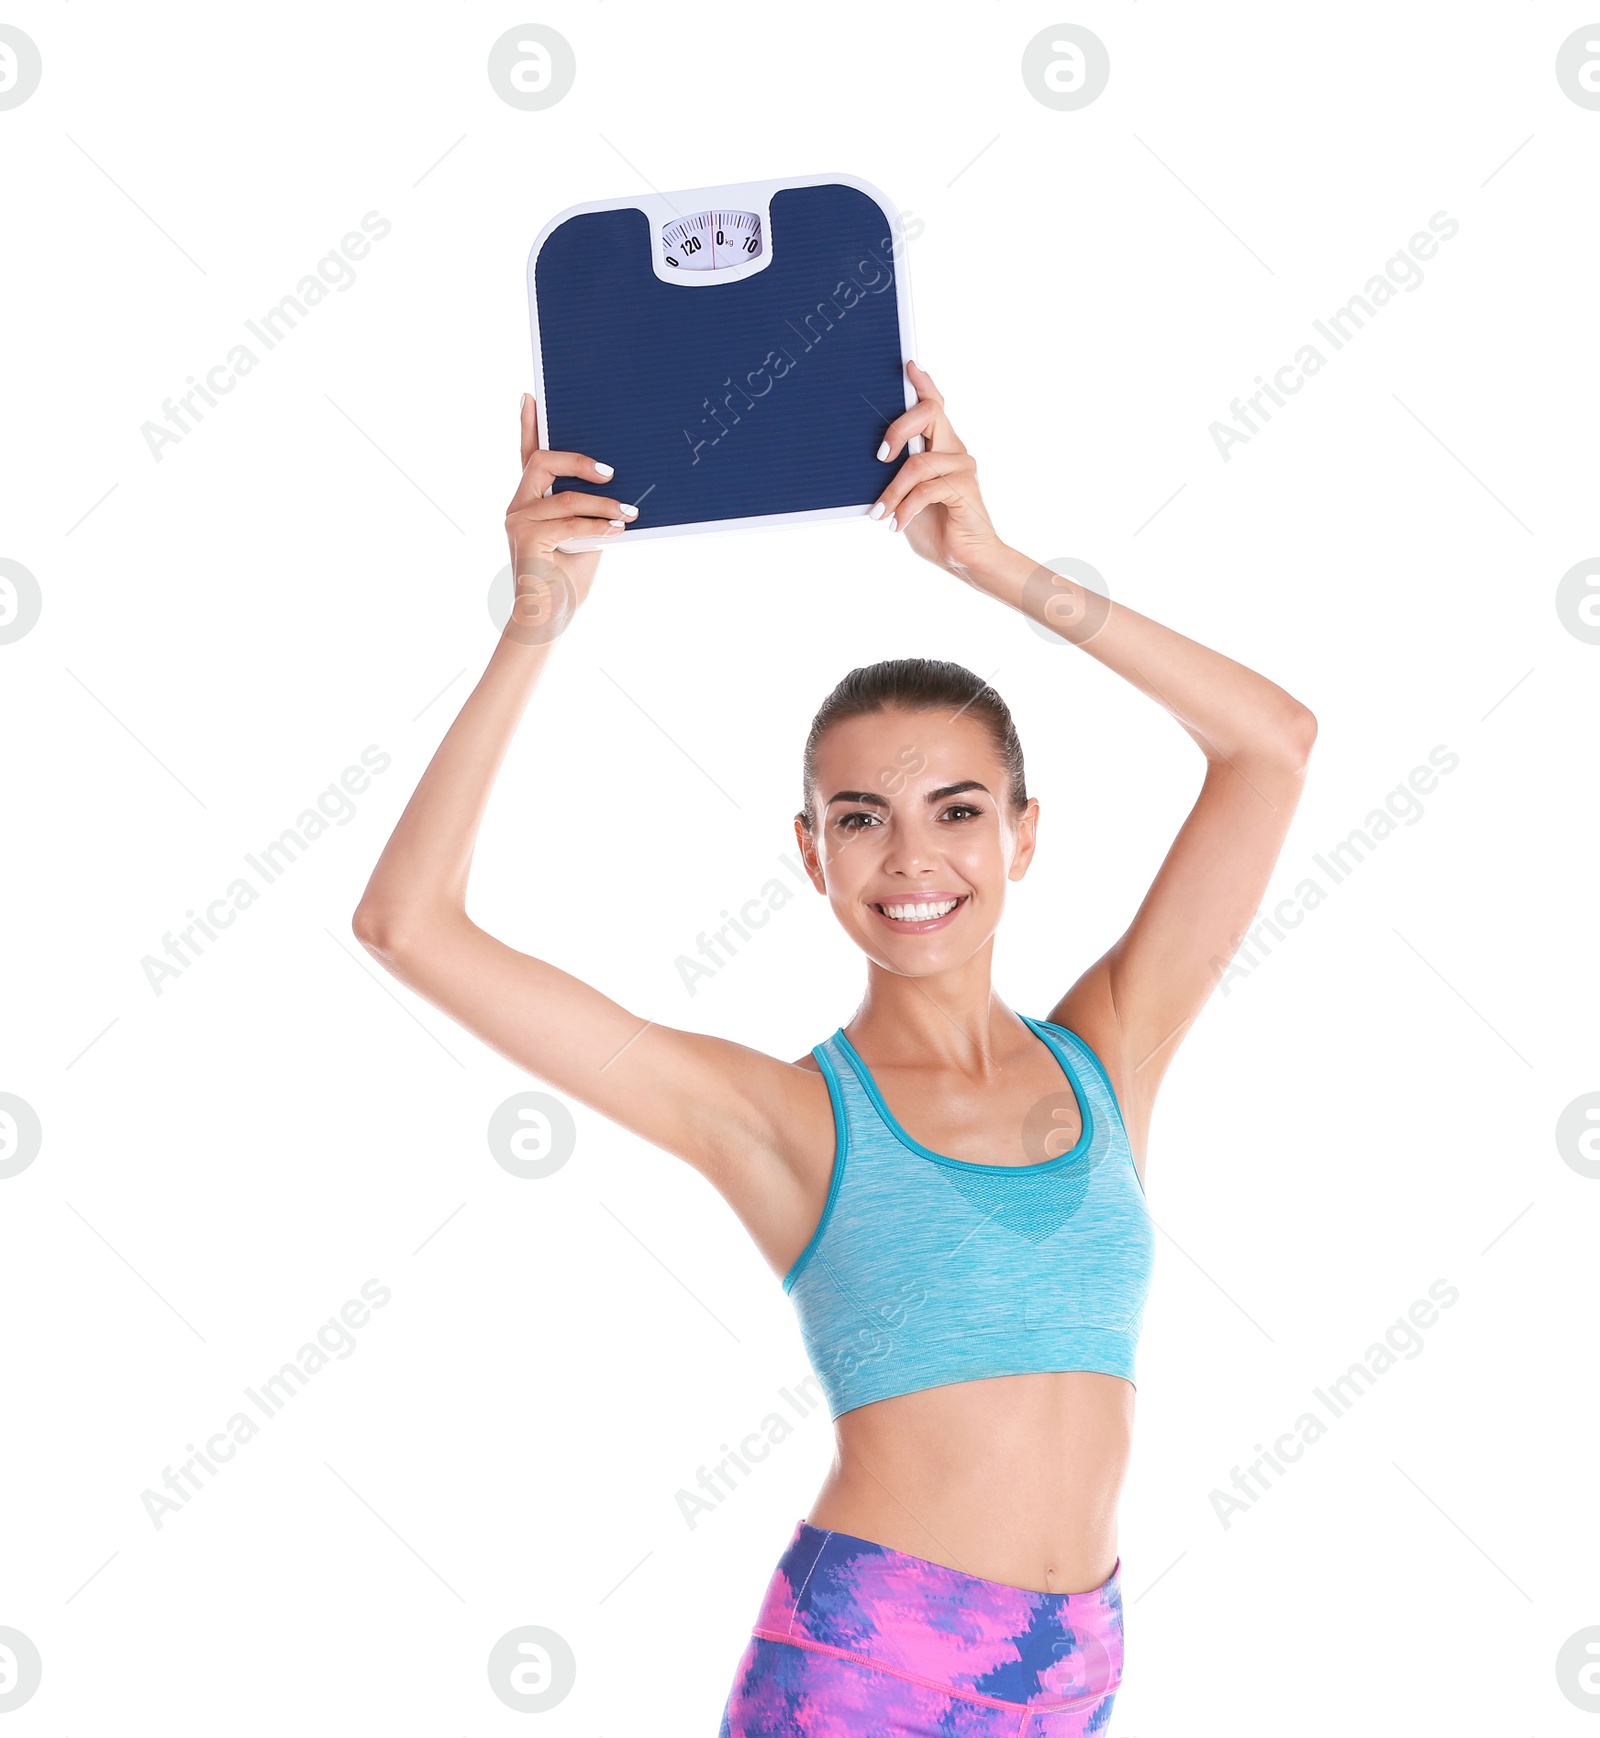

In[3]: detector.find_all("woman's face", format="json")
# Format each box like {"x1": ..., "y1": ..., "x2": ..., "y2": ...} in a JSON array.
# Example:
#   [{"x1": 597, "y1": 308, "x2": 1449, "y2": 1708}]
[{"x1": 796, "y1": 705, "x2": 1039, "y2": 975}]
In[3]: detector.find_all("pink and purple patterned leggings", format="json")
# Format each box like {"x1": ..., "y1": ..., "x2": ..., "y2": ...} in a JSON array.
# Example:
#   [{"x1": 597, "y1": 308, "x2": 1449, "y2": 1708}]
[{"x1": 719, "y1": 1520, "x2": 1123, "y2": 1736}]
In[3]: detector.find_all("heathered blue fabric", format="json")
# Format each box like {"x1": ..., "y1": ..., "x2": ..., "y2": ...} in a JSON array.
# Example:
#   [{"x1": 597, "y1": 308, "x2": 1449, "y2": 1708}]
[{"x1": 783, "y1": 1016, "x2": 1155, "y2": 1419}]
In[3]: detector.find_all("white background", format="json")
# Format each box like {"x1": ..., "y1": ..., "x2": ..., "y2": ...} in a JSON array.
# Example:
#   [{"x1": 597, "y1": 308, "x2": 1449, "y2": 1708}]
[{"x1": 2, "y1": 3, "x2": 1596, "y2": 1732}]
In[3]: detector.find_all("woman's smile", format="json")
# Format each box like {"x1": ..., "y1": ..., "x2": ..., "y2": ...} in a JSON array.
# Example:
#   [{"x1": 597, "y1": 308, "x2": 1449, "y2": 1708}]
[{"x1": 869, "y1": 892, "x2": 970, "y2": 932}]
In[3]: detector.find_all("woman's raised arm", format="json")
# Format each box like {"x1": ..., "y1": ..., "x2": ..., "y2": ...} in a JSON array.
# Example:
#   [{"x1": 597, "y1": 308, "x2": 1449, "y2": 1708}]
[
  {"x1": 870, "y1": 363, "x2": 1317, "y2": 1151},
  {"x1": 351, "y1": 399, "x2": 819, "y2": 1231}
]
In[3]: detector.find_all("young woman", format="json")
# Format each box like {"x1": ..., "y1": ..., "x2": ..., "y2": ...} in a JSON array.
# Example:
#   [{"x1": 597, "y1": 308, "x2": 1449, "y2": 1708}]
[{"x1": 353, "y1": 362, "x2": 1315, "y2": 1735}]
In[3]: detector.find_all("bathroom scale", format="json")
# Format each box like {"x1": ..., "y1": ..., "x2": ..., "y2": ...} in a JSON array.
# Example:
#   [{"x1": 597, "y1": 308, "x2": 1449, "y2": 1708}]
[{"x1": 526, "y1": 173, "x2": 919, "y2": 550}]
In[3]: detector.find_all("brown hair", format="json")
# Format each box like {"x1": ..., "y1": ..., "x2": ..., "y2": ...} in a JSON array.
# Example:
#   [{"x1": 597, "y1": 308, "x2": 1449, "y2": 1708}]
[{"x1": 797, "y1": 658, "x2": 1028, "y2": 831}]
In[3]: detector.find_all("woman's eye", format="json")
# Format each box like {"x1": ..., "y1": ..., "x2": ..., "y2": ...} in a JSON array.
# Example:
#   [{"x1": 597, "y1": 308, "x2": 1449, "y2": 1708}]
[
  {"x1": 837, "y1": 812, "x2": 880, "y2": 831},
  {"x1": 941, "y1": 804, "x2": 983, "y2": 822}
]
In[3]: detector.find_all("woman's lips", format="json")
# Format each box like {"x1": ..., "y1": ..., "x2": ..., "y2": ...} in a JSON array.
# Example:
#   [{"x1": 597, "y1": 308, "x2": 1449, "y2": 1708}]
[{"x1": 869, "y1": 893, "x2": 969, "y2": 934}]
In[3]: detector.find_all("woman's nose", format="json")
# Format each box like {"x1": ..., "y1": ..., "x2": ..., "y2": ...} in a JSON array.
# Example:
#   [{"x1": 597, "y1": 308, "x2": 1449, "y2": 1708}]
[{"x1": 879, "y1": 819, "x2": 941, "y2": 875}]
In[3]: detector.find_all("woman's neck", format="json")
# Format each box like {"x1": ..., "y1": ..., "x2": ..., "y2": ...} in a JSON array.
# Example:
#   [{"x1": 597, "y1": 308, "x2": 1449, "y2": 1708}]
[{"x1": 846, "y1": 945, "x2": 1029, "y2": 1075}]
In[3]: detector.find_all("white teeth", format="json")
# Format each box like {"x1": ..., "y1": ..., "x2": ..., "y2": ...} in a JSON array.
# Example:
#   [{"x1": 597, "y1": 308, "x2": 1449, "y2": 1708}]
[{"x1": 881, "y1": 898, "x2": 959, "y2": 922}]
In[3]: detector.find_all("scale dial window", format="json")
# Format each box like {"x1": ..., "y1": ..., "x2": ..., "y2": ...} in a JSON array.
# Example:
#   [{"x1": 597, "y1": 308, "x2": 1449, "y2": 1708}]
[{"x1": 660, "y1": 209, "x2": 763, "y2": 272}]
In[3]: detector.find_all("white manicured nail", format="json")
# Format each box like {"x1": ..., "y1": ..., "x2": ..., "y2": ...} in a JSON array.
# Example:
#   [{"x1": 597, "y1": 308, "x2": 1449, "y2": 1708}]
[
  {"x1": 876, "y1": 441, "x2": 891, "y2": 461},
  {"x1": 887, "y1": 515, "x2": 897, "y2": 532},
  {"x1": 868, "y1": 501, "x2": 885, "y2": 520},
  {"x1": 608, "y1": 519, "x2": 624, "y2": 529},
  {"x1": 594, "y1": 461, "x2": 615, "y2": 478},
  {"x1": 620, "y1": 503, "x2": 638, "y2": 519}
]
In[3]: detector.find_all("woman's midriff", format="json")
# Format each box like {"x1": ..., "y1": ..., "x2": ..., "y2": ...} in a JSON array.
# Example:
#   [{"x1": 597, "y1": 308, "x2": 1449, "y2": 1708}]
[{"x1": 803, "y1": 1369, "x2": 1134, "y2": 1595}]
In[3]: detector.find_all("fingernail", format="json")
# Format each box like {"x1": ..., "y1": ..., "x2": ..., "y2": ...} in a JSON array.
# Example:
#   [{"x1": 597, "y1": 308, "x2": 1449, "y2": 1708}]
[
  {"x1": 868, "y1": 501, "x2": 885, "y2": 520},
  {"x1": 608, "y1": 519, "x2": 624, "y2": 529},
  {"x1": 594, "y1": 461, "x2": 615, "y2": 479},
  {"x1": 619, "y1": 503, "x2": 639, "y2": 519},
  {"x1": 876, "y1": 441, "x2": 891, "y2": 461},
  {"x1": 887, "y1": 515, "x2": 897, "y2": 532},
  {"x1": 520, "y1": 393, "x2": 530, "y2": 414}
]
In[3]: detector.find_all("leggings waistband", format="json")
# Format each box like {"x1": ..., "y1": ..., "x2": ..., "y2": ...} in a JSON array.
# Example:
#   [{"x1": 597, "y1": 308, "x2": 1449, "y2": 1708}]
[{"x1": 751, "y1": 1520, "x2": 1124, "y2": 1712}]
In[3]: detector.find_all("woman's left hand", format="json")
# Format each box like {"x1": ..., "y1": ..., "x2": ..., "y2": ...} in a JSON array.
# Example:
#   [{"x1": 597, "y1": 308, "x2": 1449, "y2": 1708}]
[{"x1": 870, "y1": 361, "x2": 1006, "y2": 582}]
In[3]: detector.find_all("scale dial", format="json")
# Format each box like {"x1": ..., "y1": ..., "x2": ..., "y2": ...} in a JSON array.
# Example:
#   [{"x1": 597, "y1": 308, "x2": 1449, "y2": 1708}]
[{"x1": 660, "y1": 209, "x2": 764, "y2": 272}]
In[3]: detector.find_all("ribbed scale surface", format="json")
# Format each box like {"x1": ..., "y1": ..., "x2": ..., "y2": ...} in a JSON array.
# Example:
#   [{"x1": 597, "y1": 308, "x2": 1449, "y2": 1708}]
[{"x1": 784, "y1": 1017, "x2": 1154, "y2": 1419}]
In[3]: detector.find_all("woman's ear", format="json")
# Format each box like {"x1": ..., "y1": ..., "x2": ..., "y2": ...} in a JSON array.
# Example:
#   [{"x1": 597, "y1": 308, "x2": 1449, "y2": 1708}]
[
  {"x1": 792, "y1": 815, "x2": 827, "y2": 892},
  {"x1": 1007, "y1": 797, "x2": 1041, "y2": 881}
]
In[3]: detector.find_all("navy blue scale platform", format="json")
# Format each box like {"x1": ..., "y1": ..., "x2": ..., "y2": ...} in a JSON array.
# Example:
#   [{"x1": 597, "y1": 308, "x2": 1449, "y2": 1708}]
[{"x1": 527, "y1": 176, "x2": 917, "y2": 547}]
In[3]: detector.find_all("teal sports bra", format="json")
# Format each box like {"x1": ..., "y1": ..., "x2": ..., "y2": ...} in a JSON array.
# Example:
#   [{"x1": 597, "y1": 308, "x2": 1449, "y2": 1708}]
[{"x1": 783, "y1": 1015, "x2": 1154, "y2": 1419}]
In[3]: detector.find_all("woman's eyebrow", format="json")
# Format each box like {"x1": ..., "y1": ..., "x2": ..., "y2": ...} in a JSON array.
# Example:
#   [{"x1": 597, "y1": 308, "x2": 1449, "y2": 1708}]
[{"x1": 825, "y1": 780, "x2": 992, "y2": 810}]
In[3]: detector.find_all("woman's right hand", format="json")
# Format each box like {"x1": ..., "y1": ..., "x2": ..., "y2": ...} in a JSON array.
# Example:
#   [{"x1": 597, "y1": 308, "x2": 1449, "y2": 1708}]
[{"x1": 503, "y1": 395, "x2": 638, "y2": 634}]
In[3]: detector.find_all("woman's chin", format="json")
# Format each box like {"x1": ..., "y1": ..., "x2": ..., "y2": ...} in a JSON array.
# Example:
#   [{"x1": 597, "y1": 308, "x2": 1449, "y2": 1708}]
[{"x1": 849, "y1": 927, "x2": 994, "y2": 977}]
